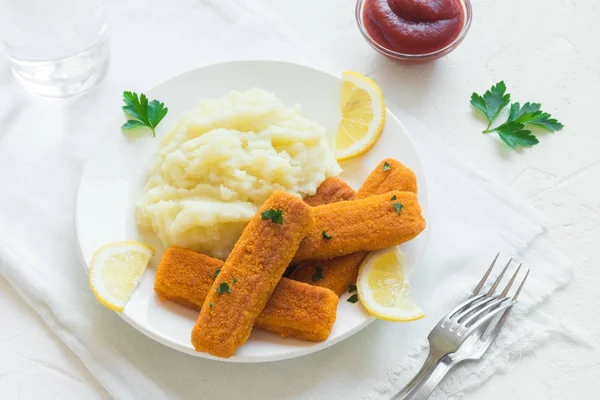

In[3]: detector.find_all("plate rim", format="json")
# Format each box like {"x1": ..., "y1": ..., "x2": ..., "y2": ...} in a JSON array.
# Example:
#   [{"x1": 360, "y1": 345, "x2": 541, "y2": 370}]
[{"x1": 74, "y1": 59, "x2": 430, "y2": 363}]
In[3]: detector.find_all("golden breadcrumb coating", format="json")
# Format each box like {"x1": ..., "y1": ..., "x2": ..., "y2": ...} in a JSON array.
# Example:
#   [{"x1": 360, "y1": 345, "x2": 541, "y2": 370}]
[
  {"x1": 292, "y1": 158, "x2": 419, "y2": 293},
  {"x1": 191, "y1": 191, "x2": 314, "y2": 358},
  {"x1": 357, "y1": 158, "x2": 418, "y2": 197},
  {"x1": 303, "y1": 177, "x2": 356, "y2": 206},
  {"x1": 154, "y1": 247, "x2": 337, "y2": 342},
  {"x1": 254, "y1": 278, "x2": 338, "y2": 341},
  {"x1": 290, "y1": 252, "x2": 367, "y2": 295},
  {"x1": 293, "y1": 191, "x2": 425, "y2": 262}
]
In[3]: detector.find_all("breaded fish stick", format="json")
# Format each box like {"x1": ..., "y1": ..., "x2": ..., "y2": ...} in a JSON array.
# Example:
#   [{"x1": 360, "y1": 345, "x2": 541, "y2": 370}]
[
  {"x1": 289, "y1": 252, "x2": 366, "y2": 295},
  {"x1": 292, "y1": 159, "x2": 419, "y2": 293},
  {"x1": 293, "y1": 178, "x2": 361, "y2": 295},
  {"x1": 254, "y1": 278, "x2": 338, "y2": 340},
  {"x1": 357, "y1": 158, "x2": 418, "y2": 197},
  {"x1": 155, "y1": 246, "x2": 224, "y2": 310},
  {"x1": 154, "y1": 247, "x2": 338, "y2": 342},
  {"x1": 303, "y1": 177, "x2": 356, "y2": 206},
  {"x1": 293, "y1": 191, "x2": 425, "y2": 262},
  {"x1": 192, "y1": 191, "x2": 314, "y2": 358}
]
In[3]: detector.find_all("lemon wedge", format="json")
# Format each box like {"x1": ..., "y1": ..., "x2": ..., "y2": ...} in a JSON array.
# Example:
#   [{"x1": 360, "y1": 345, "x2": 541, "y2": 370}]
[
  {"x1": 89, "y1": 241, "x2": 154, "y2": 312},
  {"x1": 356, "y1": 247, "x2": 424, "y2": 322},
  {"x1": 334, "y1": 71, "x2": 386, "y2": 161}
]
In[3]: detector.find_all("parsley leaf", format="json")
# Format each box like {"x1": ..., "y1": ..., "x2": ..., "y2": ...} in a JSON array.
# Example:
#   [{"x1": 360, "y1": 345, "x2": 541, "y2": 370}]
[
  {"x1": 347, "y1": 294, "x2": 359, "y2": 303},
  {"x1": 484, "y1": 101, "x2": 563, "y2": 148},
  {"x1": 233, "y1": 277, "x2": 238, "y2": 284},
  {"x1": 209, "y1": 302, "x2": 214, "y2": 308},
  {"x1": 217, "y1": 282, "x2": 231, "y2": 294},
  {"x1": 348, "y1": 284, "x2": 357, "y2": 293},
  {"x1": 312, "y1": 267, "x2": 324, "y2": 282},
  {"x1": 261, "y1": 209, "x2": 283, "y2": 224},
  {"x1": 121, "y1": 91, "x2": 168, "y2": 137},
  {"x1": 390, "y1": 194, "x2": 397, "y2": 201},
  {"x1": 507, "y1": 101, "x2": 541, "y2": 122},
  {"x1": 121, "y1": 120, "x2": 146, "y2": 130},
  {"x1": 322, "y1": 231, "x2": 332, "y2": 240},
  {"x1": 393, "y1": 202, "x2": 404, "y2": 215},
  {"x1": 213, "y1": 269, "x2": 221, "y2": 280},
  {"x1": 527, "y1": 114, "x2": 564, "y2": 131},
  {"x1": 470, "y1": 81, "x2": 511, "y2": 130},
  {"x1": 473, "y1": 82, "x2": 564, "y2": 149},
  {"x1": 488, "y1": 122, "x2": 539, "y2": 148},
  {"x1": 383, "y1": 161, "x2": 391, "y2": 171},
  {"x1": 507, "y1": 102, "x2": 564, "y2": 131}
]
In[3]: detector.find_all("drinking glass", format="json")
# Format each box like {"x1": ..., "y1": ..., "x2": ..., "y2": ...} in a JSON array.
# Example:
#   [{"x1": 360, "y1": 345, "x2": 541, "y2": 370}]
[{"x1": 0, "y1": 0, "x2": 110, "y2": 97}]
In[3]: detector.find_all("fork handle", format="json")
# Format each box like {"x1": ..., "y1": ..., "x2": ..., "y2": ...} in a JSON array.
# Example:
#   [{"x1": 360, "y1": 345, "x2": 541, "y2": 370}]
[{"x1": 390, "y1": 353, "x2": 455, "y2": 400}]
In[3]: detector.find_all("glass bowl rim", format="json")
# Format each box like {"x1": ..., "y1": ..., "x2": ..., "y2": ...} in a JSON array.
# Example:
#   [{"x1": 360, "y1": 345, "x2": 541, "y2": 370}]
[{"x1": 355, "y1": 0, "x2": 473, "y2": 60}]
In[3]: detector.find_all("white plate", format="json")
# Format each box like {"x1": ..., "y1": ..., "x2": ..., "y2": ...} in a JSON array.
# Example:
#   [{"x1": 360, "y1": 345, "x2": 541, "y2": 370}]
[{"x1": 75, "y1": 60, "x2": 429, "y2": 362}]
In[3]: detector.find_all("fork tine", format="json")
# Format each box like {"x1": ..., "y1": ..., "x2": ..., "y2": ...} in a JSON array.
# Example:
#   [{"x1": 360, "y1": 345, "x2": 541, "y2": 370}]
[
  {"x1": 512, "y1": 269, "x2": 529, "y2": 300},
  {"x1": 472, "y1": 253, "x2": 499, "y2": 296},
  {"x1": 461, "y1": 296, "x2": 510, "y2": 327},
  {"x1": 486, "y1": 258, "x2": 512, "y2": 296},
  {"x1": 481, "y1": 303, "x2": 512, "y2": 344},
  {"x1": 499, "y1": 263, "x2": 522, "y2": 297},
  {"x1": 454, "y1": 296, "x2": 497, "y2": 322},
  {"x1": 446, "y1": 294, "x2": 486, "y2": 321},
  {"x1": 463, "y1": 300, "x2": 515, "y2": 336},
  {"x1": 466, "y1": 268, "x2": 529, "y2": 338},
  {"x1": 481, "y1": 272, "x2": 527, "y2": 342}
]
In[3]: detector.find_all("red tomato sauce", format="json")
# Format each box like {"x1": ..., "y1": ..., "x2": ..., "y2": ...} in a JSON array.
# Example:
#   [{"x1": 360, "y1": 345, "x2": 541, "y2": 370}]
[{"x1": 363, "y1": 0, "x2": 465, "y2": 55}]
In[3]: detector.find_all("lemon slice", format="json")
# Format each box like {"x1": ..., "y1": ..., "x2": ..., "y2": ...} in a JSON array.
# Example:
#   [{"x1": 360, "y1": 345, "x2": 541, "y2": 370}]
[
  {"x1": 357, "y1": 247, "x2": 424, "y2": 322},
  {"x1": 334, "y1": 71, "x2": 386, "y2": 161},
  {"x1": 89, "y1": 241, "x2": 154, "y2": 312}
]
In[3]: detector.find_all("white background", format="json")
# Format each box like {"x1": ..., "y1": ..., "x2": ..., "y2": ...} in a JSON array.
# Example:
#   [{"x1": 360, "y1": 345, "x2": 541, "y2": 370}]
[{"x1": 1, "y1": 0, "x2": 599, "y2": 398}]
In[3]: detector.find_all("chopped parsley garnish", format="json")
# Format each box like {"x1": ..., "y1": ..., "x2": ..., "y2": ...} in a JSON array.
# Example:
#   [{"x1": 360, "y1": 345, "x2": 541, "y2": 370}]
[
  {"x1": 261, "y1": 209, "x2": 283, "y2": 224},
  {"x1": 393, "y1": 202, "x2": 404, "y2": 215},
  {"x1": 347, "y1": 294, "x2": 359, "y2": 303},
  {"x1": 312, "y1": 267, "x2": 324, "y2": 282},
  {"x1": 213, "y1": 269, "x2": 221, "y2": 280},
  {"x1": 383, "y1": 161, "x2": 391, "y2": 171},
  {"x1": 390, "y1": 194, "x2": 397, "y2": 201},
  {"x1": 209, "y1": 302, "x2": 214, "y2": 308},
  {"x1": 348, "y1": 284, "x2": 357, "y2": 293},
  {"x1": 471, "y1": 81, "x2": 563, "y2": 149},
  {"x1": 217, "y1": 282, "x2": 231, "y2": 294},
  {"x1": 233, "y1": 277, "x2": 238, "y2": 284},
  {"x1": 322, "y1": 231, "x2": 332, "y2": 240}
]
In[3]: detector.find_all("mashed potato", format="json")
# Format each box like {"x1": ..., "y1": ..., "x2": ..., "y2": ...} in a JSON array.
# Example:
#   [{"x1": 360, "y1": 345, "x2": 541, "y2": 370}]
[{"x1": 136, "y1": 88, "x2": 341, "y2": 259}]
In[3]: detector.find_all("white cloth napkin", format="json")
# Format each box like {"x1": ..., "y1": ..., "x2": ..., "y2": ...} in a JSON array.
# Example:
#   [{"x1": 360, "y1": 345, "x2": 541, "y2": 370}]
[{"x1": 0, "y1": 0, "x2": 573, "y2": 399}]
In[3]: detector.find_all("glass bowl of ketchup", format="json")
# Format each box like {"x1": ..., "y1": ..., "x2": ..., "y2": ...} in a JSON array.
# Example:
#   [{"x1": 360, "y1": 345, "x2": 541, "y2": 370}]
[{"x1": 356, "y1": 0, "x2": 472, "y2": 63}]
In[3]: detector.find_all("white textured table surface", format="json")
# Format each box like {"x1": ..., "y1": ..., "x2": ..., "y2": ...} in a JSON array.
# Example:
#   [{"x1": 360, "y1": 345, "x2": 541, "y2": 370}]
[{"x1": 1, "y1": 0, "x2": 599, "y2": 399}]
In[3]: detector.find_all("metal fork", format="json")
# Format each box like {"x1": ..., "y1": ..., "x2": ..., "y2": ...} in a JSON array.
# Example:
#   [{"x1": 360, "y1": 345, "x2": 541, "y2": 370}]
[{"x1": 391, "y1": 255, "x2": 529, "y2": 400}]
